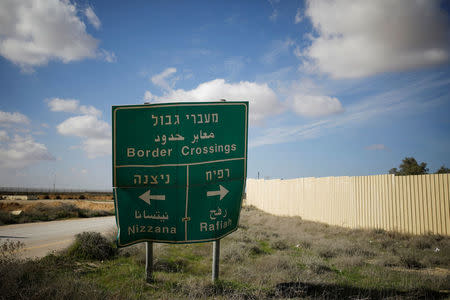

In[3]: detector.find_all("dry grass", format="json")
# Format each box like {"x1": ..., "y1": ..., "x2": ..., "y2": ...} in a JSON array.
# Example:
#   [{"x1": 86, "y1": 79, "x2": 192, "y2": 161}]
[
  {"x1": 0, "y1": 200, "x2": 114, "y2": 225},
  {"x1": 2, "y1": 205, "x2": 449, "y2": 299},
  {"x1": 104, "y1": 205, "x2": 448, "y2": 298},
  {"x1": 36, "y1": 193, "x2": 113, "y2": 201},
  {"x1": 213, "y1": 206, "x2": 449, "y2": 298},
  {"x1": 0, "y1": 240, "x2": 111, "y2": 300},
  {"x1": 0, "y1": 200, "x2": 114, "y2": 212}
]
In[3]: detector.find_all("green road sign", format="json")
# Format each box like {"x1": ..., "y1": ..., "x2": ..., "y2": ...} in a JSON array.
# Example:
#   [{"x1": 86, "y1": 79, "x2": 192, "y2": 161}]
[{"x1": 112, "y1": 102, "x2": 248, "y2": 246}]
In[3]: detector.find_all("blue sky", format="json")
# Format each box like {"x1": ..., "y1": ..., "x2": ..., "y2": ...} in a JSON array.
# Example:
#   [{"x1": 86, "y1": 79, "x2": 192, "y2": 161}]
[{"x1": 0, "y1": 0, "x2": 449, "y2": 190}]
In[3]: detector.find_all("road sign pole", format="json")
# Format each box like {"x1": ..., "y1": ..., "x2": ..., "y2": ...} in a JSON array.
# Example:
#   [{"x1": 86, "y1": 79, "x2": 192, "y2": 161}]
[
  {"x1": 212, "y1": 239, "x2": 220, "y2": 282},
  {"x1": 145, "y1": 241, "x2": 154, "y2": 283}
]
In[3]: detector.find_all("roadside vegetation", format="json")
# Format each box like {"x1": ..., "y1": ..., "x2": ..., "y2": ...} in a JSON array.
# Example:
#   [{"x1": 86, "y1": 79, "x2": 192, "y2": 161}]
[
  {"x1": 0, "y1": 200, "x2": 114, "y2": 225},
  {"x1": 36, "y1": 193, "x2": 113, "y2": 201},
  {"x1": 1, "y1": 206, "x2": 449, "y2": 299}
]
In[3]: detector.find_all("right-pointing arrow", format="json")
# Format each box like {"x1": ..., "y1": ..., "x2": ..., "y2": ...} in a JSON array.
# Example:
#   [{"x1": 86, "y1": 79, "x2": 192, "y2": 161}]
[
  {"x1": 207, "y1": 185, "x2": 229, "y2": 201},
  {"x1": 139, "y1": 189, "x2": 166, "y2": 205}
]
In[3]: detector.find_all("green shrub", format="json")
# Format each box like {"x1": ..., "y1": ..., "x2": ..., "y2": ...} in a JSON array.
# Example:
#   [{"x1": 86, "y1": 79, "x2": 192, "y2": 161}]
[
  {"x1": 78, "y1": 209, "x2": 111, "y2": 218},
  {"x1": 222, "y1": 242, "x2": 249, "y2": 263},
  {"x1": 79, "y1": 194, "x2": 86, "y2": 200},
  {"x1": 399, "y1": 252, "x2": 423, "y2": 269},
  {"x1": 66, "y1": 232, "x2": 117, "y2": 260},
  {"x1": 296, "y1": 240, "x2": 312, "y2": 249},
  {"x1": 310, "y1": 262, "x2": 332, "y2": 274},
  {"x1": 372, "y1": 228, "x2": 386, "y2": 234},
  {"x1": 0, "y1": 211, "x2": 16, "y2": 225},
  {"x1": 248, "y1": 241, "x2": 273, "y2": 256},
  {"x1": 343, "y1": 245, "x2": 375, "y2": 257},
  {"x1": 318, "y1": 248, "x2": 338, "y2": 259},
  {"x1": 154, "y1": 257, "x2": 188, "y2": 273},
  {"x1": 271, "y1": 239, "x2": 289, "y2": 250},
  {"x1": 409, "y1": 235, "x2": 441, "y2": 250}
]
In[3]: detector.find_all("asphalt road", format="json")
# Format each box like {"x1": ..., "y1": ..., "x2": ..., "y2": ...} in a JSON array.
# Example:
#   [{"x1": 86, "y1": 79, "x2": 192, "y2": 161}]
[{"x1": 0, "y1": 216, "x2": 117, "y2": 259}]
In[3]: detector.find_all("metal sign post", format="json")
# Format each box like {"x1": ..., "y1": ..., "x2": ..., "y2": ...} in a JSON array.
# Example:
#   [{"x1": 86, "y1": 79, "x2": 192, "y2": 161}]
[
  {"x1": 145, "y1": 241, "x2": 153, "y2": 283},
  {"x1": 212, "y1": 239, "x2": 220, "y2": 282}
]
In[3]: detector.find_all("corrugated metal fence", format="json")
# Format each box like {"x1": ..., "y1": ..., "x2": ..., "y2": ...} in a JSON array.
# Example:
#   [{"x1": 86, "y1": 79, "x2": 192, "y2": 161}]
[{"x1": 246, "y1": 174, "x2": 449, "y2": 235}]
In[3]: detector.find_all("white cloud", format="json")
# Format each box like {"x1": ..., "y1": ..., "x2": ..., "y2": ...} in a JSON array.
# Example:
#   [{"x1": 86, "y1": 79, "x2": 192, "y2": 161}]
[
  {"x1": 269, "y1": 9, "x2": 278, "y2": 22},
  {"x1": 365, "y1": 144, "x2": 387, "y2": 151},
  {"x1": 0, "y1": 111, "x2": 54, "y2": 169},
  {"x1": 0, "y1": 111, "x2": 30, "y2": 126},
  {"x1": 98, "y1": 49, "x2": 117, "y2": 63},
  {"x1": 290, "y1": 94, "x2": 343, "y2": 117},
  {"x1": 41, "y1": 123, "x2": 50, "y2": 128},
  {"x1": 144, "y1": 91, "x2": 154, "y2": 101},
  {"x1": 48, "y1": 98, "x2": 79, "y2": 113},
  {"x1": 303, "y1": 0, "x2": 450, "y2": 78},
  {"x1": 57, "y1": 114, "x2": 111, "y2": 158},
  {"x1": 262, "y1": 39, "x2": 295, "y2": 65},
  {"x1": 284, "y1": 79, "x2": 344, "y2": 117},
  {"x1": 0, "y1": 0, "x2": 113, "y2": 71},
  {"x1": 0, "y1": 130, "x2": 9, "y2": 142},
  {"x1": 151, "y1": 67, "x2": 177, "y2": 91},
  {"x1": 267, "y1": 0, "x2": 279, "y2": 22},
  {"x1": 81, "y1": 137, "x2": 111, "y2": 159},
  {"x1": 255, "y1": 66, "x2": 293, "y2": 87},
  {"x1": 146, "y1": 76, "x2": 283, "y2": 124},
  {"x1": 250, "y1": 73, "x2": 450, "y2": 148},
  {"x1": 0, "y1": 134, "x2": 55, "y2": 168},
  {"x1": 79, "y1": 105, "x2": 102, "y2": 117},
  {"x1": 57, "y1": 115, "x2": 109, "y2": 139},
  {"x1": 50, "y1": 99, "x2": 109, "y2": 158},
  {"x1": 250, "y1": 120, "x2": 327, "y2": 148},
  {"x1": 85, "y1": 6, "x2": 101, "y2": 30},
  {"x1": 47, "y1": 98, "x2": 101, "y2": 117},
  {"x1": 294, "y1": 8, "x2": 303, "y2": 24},
  {"x1": 224, "y1": 56, "x2": 246, "y2": 78}
]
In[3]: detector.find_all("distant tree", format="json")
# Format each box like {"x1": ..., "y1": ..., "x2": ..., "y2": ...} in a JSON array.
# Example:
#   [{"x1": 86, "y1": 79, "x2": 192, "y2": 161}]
[
  {"x1": 435, "y1": 165, "x2": 450, "y2": 174},
  {"x1": 389, "y1": 157, "x2": 428, "y2": 175},
  {"x1": 389, "y1": 168, "x2": 398, "y2": 175}
]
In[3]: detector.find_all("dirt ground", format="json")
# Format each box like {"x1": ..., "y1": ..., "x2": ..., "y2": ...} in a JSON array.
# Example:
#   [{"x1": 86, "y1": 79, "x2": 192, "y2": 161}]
[{"x1": 0, "y1": 200, "x2": 114, "y2": 213}]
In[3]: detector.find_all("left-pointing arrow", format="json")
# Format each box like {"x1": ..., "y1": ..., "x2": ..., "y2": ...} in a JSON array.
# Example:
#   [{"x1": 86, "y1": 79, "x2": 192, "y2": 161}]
[{"x1": 139, "y1": 190, "x2": 166, "y2": 205}]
